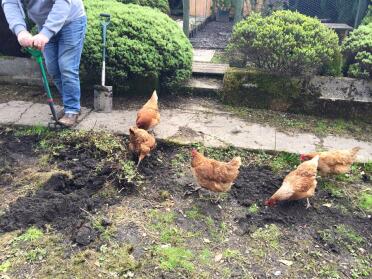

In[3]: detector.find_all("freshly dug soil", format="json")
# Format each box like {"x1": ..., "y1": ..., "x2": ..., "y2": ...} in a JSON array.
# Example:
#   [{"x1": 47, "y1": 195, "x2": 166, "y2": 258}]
[
  {"x1": 0, "y1": 129, "x2": 131, "y2": 243},
  {"x1": 231, "y1": 166, "x2": 372, "y2": 251},
  {"x1": 0, "y1": 127, "x2": 371, "y2": 254}
]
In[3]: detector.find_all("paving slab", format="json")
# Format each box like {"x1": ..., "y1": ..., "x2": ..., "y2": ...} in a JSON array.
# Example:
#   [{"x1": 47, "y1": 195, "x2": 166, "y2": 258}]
[
  {"x1": 0, "y1": 101, "x2": 33, "y2": 124},
  {"x1": 14, "y1": 103, "x2": 91, "y2": 126},
  {"x1": 322, "y1": 136, "x2": 372, "y2": 163},
  {"x1": 3, "y1": 98, "x2": 372, "y2": 162},
  {"x1": 193, "y1": 49, "x2": 216, "y2": 62},
  {"x1": 76, "y1": 110, "x2": 136, "y2": 133}
]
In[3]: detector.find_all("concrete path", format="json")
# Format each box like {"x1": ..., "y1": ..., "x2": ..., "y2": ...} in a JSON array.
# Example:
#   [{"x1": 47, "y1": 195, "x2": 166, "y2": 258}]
[
  {"x1": 1, "y1": 100, "x2": 371, "y2": 162},
  {"x1": 193, "y1": 49, "x2": 215, "y2": 62}
]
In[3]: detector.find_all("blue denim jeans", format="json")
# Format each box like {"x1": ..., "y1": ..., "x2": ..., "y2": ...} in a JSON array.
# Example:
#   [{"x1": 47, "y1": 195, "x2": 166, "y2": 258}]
[{"x1": 43, "y1": 16, "x2": 87, "y2": 114}]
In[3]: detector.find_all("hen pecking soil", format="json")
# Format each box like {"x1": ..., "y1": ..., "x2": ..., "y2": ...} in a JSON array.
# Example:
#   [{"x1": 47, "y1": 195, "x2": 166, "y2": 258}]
[{"x1": 0, "y1": 127, "x2": 371, "y2": 278}]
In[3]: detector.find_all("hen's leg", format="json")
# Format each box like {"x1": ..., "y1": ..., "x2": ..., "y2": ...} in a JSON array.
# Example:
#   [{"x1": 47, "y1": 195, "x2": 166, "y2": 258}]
[{"x1": 305, "y1": 198, "x2": 311, "y2": 209}]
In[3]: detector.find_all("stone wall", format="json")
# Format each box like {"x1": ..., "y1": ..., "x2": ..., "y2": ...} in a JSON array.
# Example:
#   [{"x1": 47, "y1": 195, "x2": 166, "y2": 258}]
[{"x1": 222, "y1": 68, "x2": 372, "y2": 120}]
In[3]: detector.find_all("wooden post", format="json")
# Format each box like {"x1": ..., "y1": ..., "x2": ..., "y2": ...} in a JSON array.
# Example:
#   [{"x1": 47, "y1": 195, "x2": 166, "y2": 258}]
[
  {"x1": 234, "y1": 0, "x2": 244, "y2": 24},
  {"x1": 183, "y1": 0, "x2": 190, "y2": 36}
]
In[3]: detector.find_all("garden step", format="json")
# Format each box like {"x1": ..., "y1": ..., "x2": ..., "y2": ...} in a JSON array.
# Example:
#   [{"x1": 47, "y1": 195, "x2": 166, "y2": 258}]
[
  {"x1": 192, "y1": 61, "x2": 229, "y2": 76},
  {"x1": 185, "y1": 77, "x2": 222, "y2": 96}
]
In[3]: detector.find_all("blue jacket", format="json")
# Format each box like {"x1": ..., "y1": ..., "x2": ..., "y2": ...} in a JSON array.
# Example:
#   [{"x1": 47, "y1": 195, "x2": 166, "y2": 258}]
[{"x1": 2, "y1": 0, "x2": 85, "y2": 39}]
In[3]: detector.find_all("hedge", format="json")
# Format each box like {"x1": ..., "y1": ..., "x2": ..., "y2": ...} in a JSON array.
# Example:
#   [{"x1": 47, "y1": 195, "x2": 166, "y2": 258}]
[
  {"x1": 342, "y1": 23, "x2": 372, "y2": 79},
  {"x1": 117, "y1": 0, "x2": 170, "y2": 14},
  {"x1": 82, "y1": 0, "x2": 192, "y2": 91},
  {"x1": 227, "y1": 10, "x2": 341, "y2": 76}
]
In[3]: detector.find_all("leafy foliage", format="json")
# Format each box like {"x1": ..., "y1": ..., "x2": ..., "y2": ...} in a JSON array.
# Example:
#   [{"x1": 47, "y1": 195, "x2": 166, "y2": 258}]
[
  {"x1": 83, "y1": 0, "x2": 192, "y2": 91},
  {"x1": 228, "y1": 11, "x2": 340, "y2": 76},
  {"x1": 117, "y1": 0, "x2": 170, "y2": 14},
  {"x1": 342, "y1": 23, "x2": 372, "y2": 79}
]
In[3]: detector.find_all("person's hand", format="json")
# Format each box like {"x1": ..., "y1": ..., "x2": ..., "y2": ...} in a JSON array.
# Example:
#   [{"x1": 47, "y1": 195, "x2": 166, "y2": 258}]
[
  {"x1": 17, "y1": 30, "x2": 33, "y2": 47},
  {"x1": 32, "y1": 33, "x2": 49, "y2": 51}
]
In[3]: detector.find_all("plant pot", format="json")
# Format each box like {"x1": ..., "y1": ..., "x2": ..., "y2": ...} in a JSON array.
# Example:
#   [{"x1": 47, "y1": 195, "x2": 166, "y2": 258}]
[{"x1": 216, "y1": 9, "x2": 230, "y2": 22}]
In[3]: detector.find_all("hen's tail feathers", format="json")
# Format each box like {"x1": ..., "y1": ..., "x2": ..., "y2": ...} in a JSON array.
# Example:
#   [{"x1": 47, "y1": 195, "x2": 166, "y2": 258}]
[
  {"x1": 230, "y1": 157, "x2": 242, "y2": 168},
  {"x1": 309, "y1": 155, "x2": 320, "y2": 166},
  {"x1": 351, "y1": 147, "x2": 361, "y2": 156},
  {"x1": 151, "y1": 90, "x2": 158, "y2": 102}
]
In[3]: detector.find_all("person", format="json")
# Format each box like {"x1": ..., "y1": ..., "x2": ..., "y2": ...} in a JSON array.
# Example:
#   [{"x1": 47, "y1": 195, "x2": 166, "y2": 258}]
[{"x1": 2, "y1": 0, "x2": 87, "y2": 127}]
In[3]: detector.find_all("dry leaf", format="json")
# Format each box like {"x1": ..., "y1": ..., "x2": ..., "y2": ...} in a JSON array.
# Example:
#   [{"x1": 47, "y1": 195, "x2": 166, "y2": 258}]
[{"x1": 279, "y1": 259, "x2": 293, "y2": 266}]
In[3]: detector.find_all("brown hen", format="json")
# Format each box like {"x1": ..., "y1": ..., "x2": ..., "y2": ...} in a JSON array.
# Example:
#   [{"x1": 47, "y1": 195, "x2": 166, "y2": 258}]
[
  {"x1": 136, "y1": 90, "x2": 160, "y2": 130},
  {"x1": 129, "y1": 127, "x2": 156, "y2": 167},
  {"x1": 265, "y1": 155, "x2": 319, "y2": 208},
  {"x1": 300, "y1": 147, "x2": 360, "y2": 176},
  {"x1": 191, "y1": 149, "x2": 242, "y2": 193}
]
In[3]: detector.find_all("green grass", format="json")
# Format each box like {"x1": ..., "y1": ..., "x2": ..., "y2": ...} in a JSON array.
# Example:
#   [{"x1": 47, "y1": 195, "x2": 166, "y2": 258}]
[
  {"x1": 26, "y1": 248, "x2": 47, "y2": 262},
  {"x1": 358, "y1": 191, "x2": 372, "y2": 212},
  {"x1": 155, "y1": 246, "x2": 194, "y2": 272},
  {"x1": 149, "y1": 210, "x2": 188, "y2": 245},
  {"x1": 198, "y1": 249, "x2": 212, "y2": 265},
  {"x1": 185, "y1": 207, "x2": 202, "y2": 220},
  {"x1": 118, "y1": 159, "x2": 140, "y2": 183},
  {"x1": 362, "y1": 161, "x2": 372, "y2": 173},
  {"x1": 251, "y1": 224, "x2": 282, "y2": 249},
  {"x1": 318, "y1": 224, "x2": 364, "y2": 252},
  {"x1": 270, "y1": 152, "x2": 300, "y2": 172},
  {"x1": 222, "y1": 249, "x2": 242, "y2": 260},
  {"x1": 321, "y1": 182, "x2": 344, "y2": 198},
  {"x1": 351, "y1": 257, "x2": 372, "y2": 279},
  {"x1": 16, "y1": 226, "x2": 44, "y2": 242},
  {"x1": 14, "y1": 124, "x2": 49, "y2": 137},
  {"x1": 247, "y1": 203, "x2": 260, "y2": 214},
  {"x1": 319, "y1": 264, "x2": 341, "y2": 279},
  {"x1": 0, "y1": 260, "x2": 11, "y2": 272}
]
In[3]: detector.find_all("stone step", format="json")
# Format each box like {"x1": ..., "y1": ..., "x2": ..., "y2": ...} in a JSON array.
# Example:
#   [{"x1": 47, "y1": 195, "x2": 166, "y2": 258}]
[
  {"x1": 185, "y1": 77, "x2": 223, "y2": 96},
  {"x1": 192, "y1": 61, "x2": 229, "y2": 76}
]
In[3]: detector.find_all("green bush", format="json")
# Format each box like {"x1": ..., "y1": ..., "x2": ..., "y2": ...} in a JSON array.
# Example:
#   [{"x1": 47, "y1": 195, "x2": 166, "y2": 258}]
[
  {"x1": 342, "y1": 23, "x2": 372, "y2": 79},
  {"x1": 117, "y1": 0, "x2": 169, "y2": 14},
  {"x1": 227, "y1": 11, "x2": 340, "y2": 76},
  {"x1": 82, "y1": 0, "x2": 192, "y2": 91}
]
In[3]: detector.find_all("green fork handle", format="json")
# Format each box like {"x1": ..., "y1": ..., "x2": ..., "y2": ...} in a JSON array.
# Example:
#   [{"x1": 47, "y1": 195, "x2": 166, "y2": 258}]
[{"x1": 25, "y1": 47, "x2": 58, "y2": 122}]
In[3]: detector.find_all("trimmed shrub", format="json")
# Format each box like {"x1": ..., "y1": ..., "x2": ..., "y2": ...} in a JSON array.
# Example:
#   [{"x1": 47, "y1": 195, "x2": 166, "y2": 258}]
[
  {"x1": 82, "y1": 0, "x2": 192, "y2": 91},
  {"x1": 342, "y1": 23, "x2": 372, "y2": 79},
  {"x1": 227, "y1": 11, "x2": 340, "y2": 76},
  {"x1": 117, "y1": 0, "x2": 170, "y2": 14}
]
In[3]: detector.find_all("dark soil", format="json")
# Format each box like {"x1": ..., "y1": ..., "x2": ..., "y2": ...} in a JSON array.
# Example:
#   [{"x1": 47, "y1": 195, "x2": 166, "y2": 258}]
[
  {"x1": 0, "y1": 128, "x2": 133, "y2": 245},
  {"x1": 190, "y1": 21, "x2": 234, "y2": 49},
  {"x1": 0, "y1": 127, "x2": 371, "y2": 276},
  {"x1": 231, "y1": 166, "x2": 372, "y2": 253}
]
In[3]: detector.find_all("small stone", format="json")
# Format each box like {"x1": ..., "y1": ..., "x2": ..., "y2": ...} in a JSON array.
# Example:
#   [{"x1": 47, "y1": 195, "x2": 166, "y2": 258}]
[
  {"x1": 101, "y1": 217, "x2": 112, "y2": 227},
  {"x1": 214, "y1": 253, "x2": 223, "y2": 262},
  {"x1": 231, "y1": 126, "x2": 242, "y2": 134},
  {"x1": 203, "y1": 238, "x2": 211, "y2": 243},
  {"x1": 75, "y1": 224, "x2": 97, "y2": 246},
  {"x1": 274, "y1": 271, "x2": 281, "y2": 276}
]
